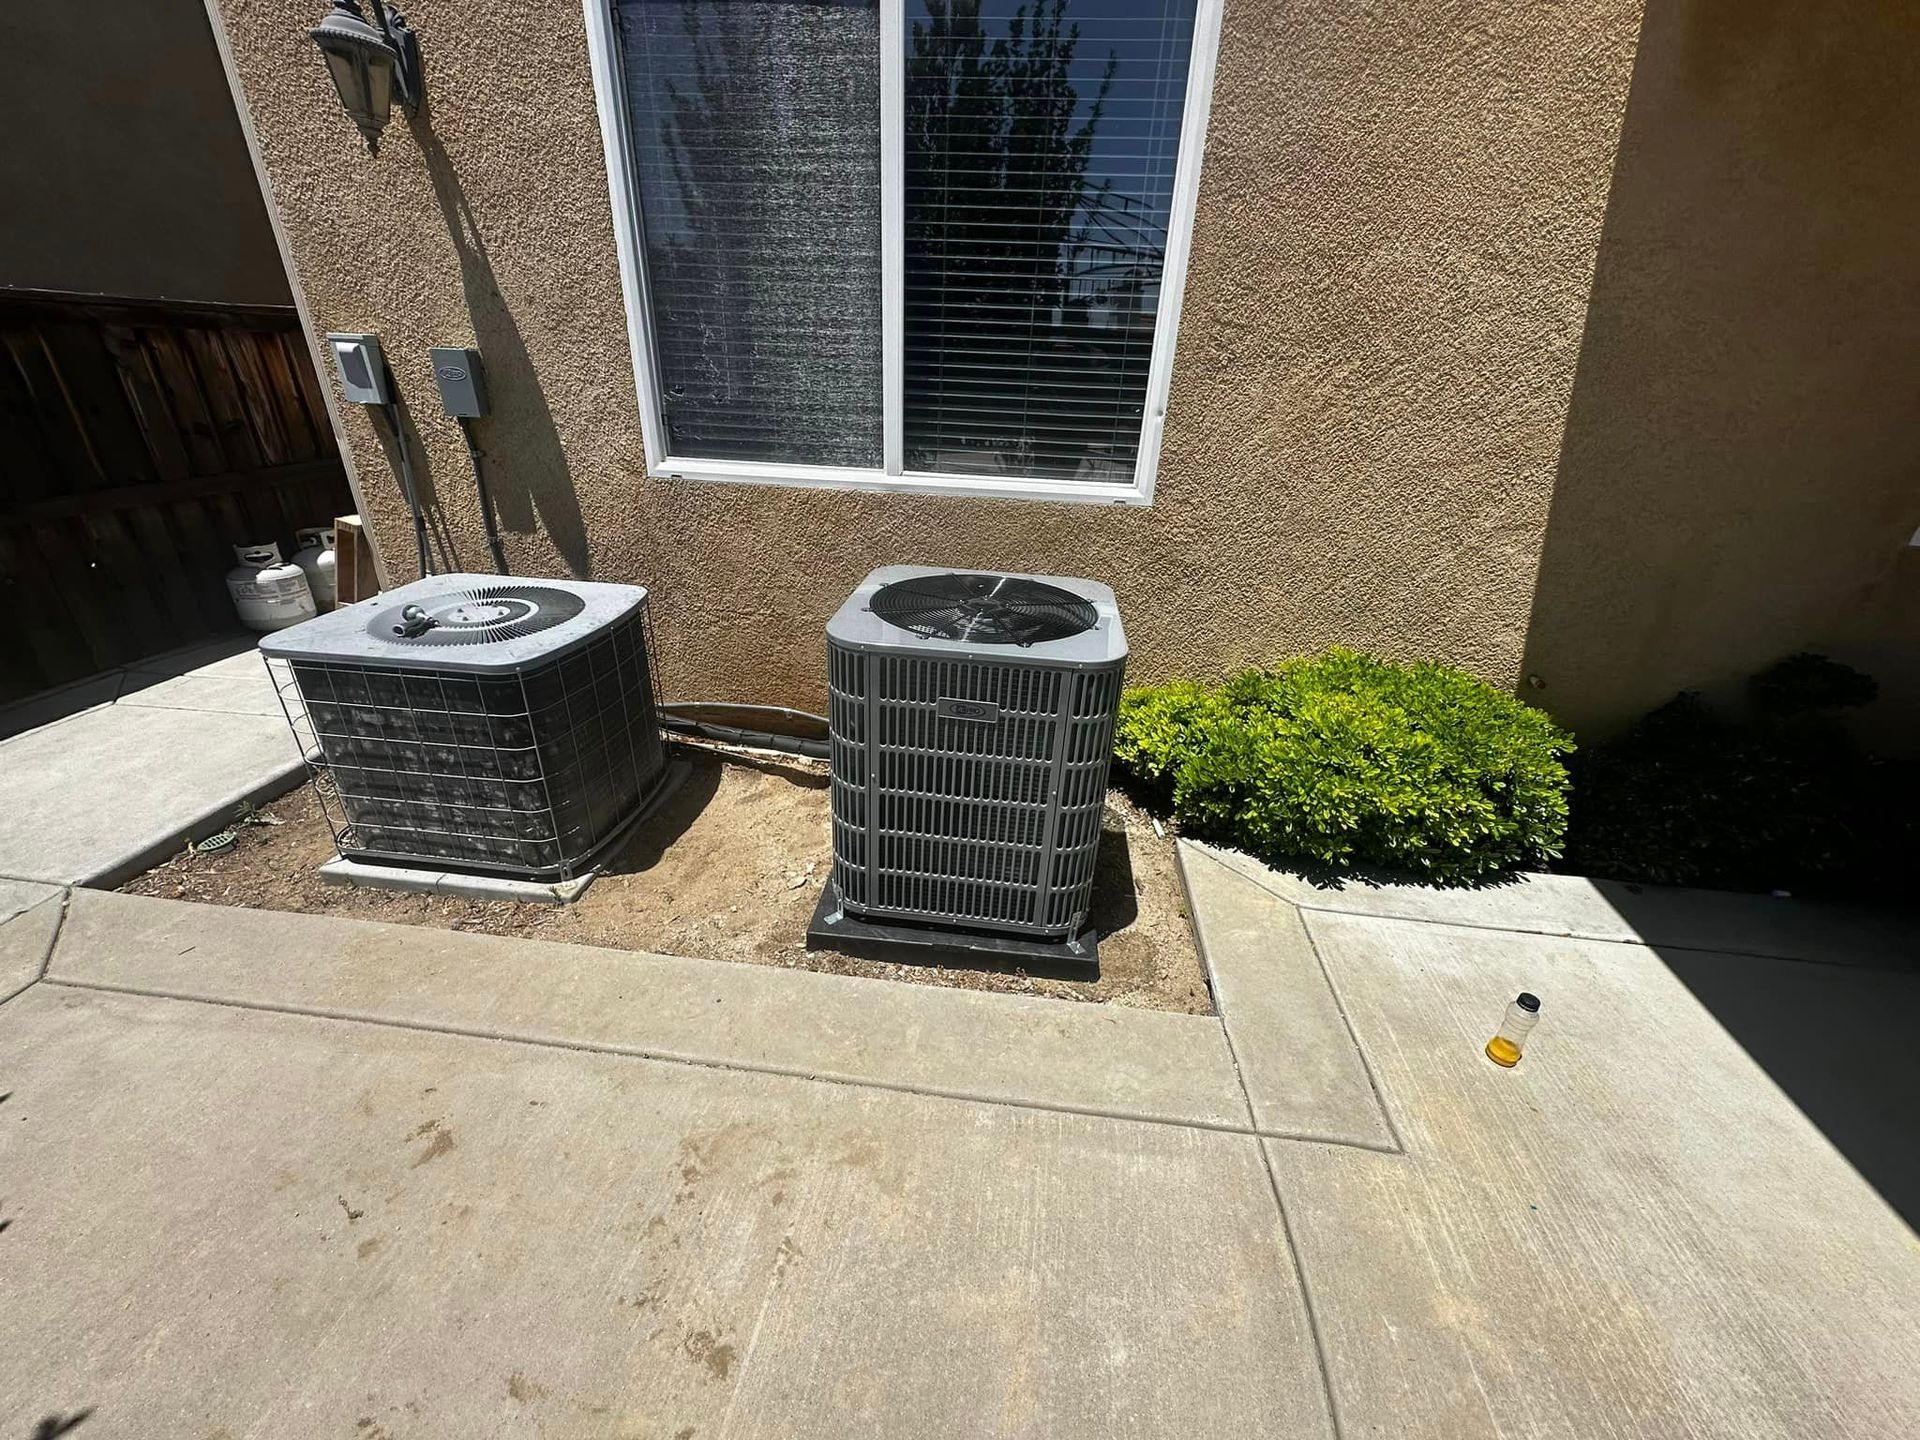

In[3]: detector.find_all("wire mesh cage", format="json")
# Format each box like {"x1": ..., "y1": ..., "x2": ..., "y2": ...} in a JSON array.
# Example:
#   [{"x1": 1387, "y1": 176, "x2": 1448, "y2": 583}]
[{"x1": 263, "y1": 576, "x2": 666, "y2": 881}]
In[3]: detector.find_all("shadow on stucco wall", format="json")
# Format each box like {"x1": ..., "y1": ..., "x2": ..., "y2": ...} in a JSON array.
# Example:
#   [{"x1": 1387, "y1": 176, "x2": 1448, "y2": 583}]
[
  {"x1": 1520, "y1": 0, "x2": 1920, "y2": 753},
  {"x1": 408, "y1": 101, "x2": 592, "y2": 579},
  {"x1": 366, "y1": 390, "x2": 464, "y2": 576}
]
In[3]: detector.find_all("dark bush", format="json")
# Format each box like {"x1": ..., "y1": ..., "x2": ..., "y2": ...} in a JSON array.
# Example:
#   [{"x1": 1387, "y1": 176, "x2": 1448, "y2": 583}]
[
  {"x1": 1748, "y1": 652, "x2": 1878, "y2": 717},
  {"x1": 1115, "y1": 649, "x2": 1574, "y2": 884},
  {"x1": 1561, "y1": 655, "x2": 1906, "y2": 893}
]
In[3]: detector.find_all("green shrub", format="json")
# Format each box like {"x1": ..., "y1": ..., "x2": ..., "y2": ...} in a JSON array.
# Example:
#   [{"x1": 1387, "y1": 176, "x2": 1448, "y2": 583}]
[
  {"x1": 1116, "y1": 650, "x2": 1574, "y2": 883},
  {"x1": 1562, "y1": 656, "x2": 1902, "y2": 892},
  {"x1": 1113, "y1": 680, "x2": 1221, "y2": 807}
]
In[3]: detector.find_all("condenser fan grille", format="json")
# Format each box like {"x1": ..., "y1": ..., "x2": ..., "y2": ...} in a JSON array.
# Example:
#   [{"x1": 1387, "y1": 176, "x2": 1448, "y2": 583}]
[
  {"x1": 366, "y1": 584, "x2": 588, "y2": 646},
  {"x1": 869, "y1": 573, "x2": 1098, "y2": 647}
]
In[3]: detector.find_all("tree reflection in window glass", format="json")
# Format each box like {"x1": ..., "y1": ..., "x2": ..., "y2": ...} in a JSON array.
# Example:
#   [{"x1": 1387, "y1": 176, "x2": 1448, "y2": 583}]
[{"x1": 905, "y1": 0, "x2": 1197, "y2": 481}]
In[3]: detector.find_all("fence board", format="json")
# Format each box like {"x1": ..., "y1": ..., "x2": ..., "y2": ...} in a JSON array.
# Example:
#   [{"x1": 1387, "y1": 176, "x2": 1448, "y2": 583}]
[
  {"x1": 4, "y1": 330, "x2": 104, "y2": 490},
  {"x1": 0, "y1": 338, "x2": 64, "y2": 505},
  {"x1": 32, "y1": 515, "x2": 134, "y2": 673},
  {"x1": 183, "y1": 328, "x2": 264, "y2": 473},
  {"x1": 0, "y1": 290, "x2": 355, "y2": 698},
  {"x1": 38, "y1": 320, "x2": 156, "y2": 491},
  {"x1": 256, "y1": 330, "x2": 320, "y2": 460},
  {"x1": 0, "y1": 525, "x2": 86, "y2": 698},
  {"x1": 101, "y1": 324, "x2": 192, "y2": 482},
  {"x1": 283, "y1": 330, "x2": 336, "y2": 457},
  {"x1": 143, "y1": 328, "x2": 228, "y2": 474},
  {"x1": 79, "y1": 507, "x2": 172, "y2": 657},
  {"x1": 120, "y1": 504, "x2": 206, "y2": 641},
  {"x1": 163, "y1": 495, "x2": 239, "y2": 633}
]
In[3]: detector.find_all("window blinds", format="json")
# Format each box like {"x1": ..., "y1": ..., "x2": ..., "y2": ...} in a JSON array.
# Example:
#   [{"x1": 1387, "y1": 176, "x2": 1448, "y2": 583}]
[
  {"x1": 903, "y1": 0, "x2": 1197, "y2": 481},
  {"x1": 611, "y1": 0, "x2": 1199, "y2": 486},
  {"x1": 615, "y1": 0, "x2": 884, "y2": 468}
]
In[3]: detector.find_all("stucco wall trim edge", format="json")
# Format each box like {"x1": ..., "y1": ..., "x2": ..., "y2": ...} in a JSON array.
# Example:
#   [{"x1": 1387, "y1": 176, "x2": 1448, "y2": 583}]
[{"x1": 200, "y1": 0, "x2": 389, "y2": 589}]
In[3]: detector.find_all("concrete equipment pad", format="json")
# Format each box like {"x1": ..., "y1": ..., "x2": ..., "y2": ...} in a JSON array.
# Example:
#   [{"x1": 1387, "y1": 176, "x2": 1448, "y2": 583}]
[
  {"x1": 51, "y1": 889, "x2": 1251, "y2": 1131},
  {"x1": 1266, "y1": 908, "x2": 1920, "y2": 1439},
  {"x1": 0, "y1": 984, "x2": 1332, "y2": 1439}
]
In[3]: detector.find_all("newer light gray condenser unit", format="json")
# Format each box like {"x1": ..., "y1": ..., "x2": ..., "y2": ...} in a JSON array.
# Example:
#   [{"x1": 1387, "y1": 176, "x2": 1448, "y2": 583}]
[
  {"x1": 825, "y1": 566, "x2": 1128, "y2": 942},
  {"x1": 261, "y1": 574, "x2": 665, "y2": 880}
]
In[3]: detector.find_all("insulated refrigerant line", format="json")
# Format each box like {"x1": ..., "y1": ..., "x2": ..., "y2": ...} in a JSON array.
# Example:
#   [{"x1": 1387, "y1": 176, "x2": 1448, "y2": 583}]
[
  {"x1": 457, "y1": 414, "x2": 509, "y2": 575},
  {"x1": 379, "y1": 400, "x2": 432, "y2": 579},
  {"x1": 658, "y1": 702, "x2": 831, "y2": 760}
]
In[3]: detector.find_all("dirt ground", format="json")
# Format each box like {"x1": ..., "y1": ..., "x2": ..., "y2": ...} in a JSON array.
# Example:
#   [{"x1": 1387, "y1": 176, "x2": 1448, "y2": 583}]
[{"x1": 122, "y1": 743, "x2": 1212, "y2": 1014}]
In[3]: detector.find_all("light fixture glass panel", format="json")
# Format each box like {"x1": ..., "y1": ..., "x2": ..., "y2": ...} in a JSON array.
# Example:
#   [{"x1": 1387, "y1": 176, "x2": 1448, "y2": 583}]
[
  {"x1": 321, "y1": 46, "x2": 372, "y2": 117},
  {"x1": 361, "y1": 47, "x2": 393, "y2": 125}
]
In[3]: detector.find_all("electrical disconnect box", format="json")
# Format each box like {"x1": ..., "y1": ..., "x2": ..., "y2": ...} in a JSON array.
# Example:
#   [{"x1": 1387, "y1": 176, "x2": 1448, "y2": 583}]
[
  {"x1": 325, "y1": 332, "x2": 392, "y2": 406},
  {"x1": 429, "y1": 346, "x2": 489, "y2": 418}
]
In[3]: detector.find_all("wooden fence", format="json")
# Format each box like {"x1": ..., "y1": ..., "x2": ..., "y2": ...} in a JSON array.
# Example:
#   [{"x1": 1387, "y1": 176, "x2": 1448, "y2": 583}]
[{"x1": 0, "y1": 290, "x2": 354, "y2": 702}]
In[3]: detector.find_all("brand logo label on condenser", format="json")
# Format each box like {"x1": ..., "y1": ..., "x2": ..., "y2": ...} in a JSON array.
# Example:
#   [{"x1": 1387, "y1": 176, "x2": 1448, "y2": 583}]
[{"x1": 936, "y1": 697, "x2": 1001, "y2": 724}]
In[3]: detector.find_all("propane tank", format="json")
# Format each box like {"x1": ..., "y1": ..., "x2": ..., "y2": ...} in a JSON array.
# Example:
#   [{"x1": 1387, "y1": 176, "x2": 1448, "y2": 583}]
[
  {"x1": 226, "y1": 542, "x2": 316, "y2": 632},
  {"x1": 292, "y1": 525, "x2": 338, "y2": 612}
]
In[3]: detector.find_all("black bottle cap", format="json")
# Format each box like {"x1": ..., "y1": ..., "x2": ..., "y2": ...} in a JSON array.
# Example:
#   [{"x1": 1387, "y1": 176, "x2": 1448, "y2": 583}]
[{"x1": 1516, "y1": 992, "x2": 1541, "y2": 1012}]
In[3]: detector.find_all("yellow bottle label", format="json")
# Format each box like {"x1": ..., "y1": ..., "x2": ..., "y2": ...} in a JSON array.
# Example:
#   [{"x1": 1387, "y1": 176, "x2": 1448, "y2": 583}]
[{"x1": 1485, "y1": 1036, "x2": 1522, "y2": 1067}]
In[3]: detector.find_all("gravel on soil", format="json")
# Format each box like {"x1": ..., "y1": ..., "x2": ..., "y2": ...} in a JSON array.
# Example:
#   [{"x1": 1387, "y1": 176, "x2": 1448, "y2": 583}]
[{"x1": 120, "y1": 744, "x2": 1213, "y2": 1015}]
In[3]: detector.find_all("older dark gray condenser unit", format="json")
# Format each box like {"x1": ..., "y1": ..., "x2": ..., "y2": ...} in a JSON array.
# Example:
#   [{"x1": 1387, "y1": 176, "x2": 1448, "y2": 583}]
[
  {"x1": 260, "y1": 574, "x2": 665, "y2": 880},
  {"x1": 820, "y1": 566, "x2": 1128, "y2": 953}
]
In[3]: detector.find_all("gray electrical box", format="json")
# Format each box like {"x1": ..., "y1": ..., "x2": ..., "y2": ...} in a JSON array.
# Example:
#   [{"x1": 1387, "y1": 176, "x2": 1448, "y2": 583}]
[
  {"x1": 324, "y1": 332, "x2": 392, "y2": 406},
  {"x1": 428, "y1": 346, "x2": 489, "y2": 418}
]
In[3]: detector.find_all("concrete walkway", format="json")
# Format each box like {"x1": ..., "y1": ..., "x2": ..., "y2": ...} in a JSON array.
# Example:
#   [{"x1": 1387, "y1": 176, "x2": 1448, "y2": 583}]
[
  {"x1": 2, "y1": 851, "x2": 1917, "y2": 1436},
  {"x1": 0, "y1": 636, "x2": 303, "y2": 888}
]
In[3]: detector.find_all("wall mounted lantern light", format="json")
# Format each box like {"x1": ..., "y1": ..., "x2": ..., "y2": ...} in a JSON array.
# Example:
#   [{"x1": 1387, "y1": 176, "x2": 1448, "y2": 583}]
[{"x1": 309, "y1": 0, "x2": 422, "y2": 154}]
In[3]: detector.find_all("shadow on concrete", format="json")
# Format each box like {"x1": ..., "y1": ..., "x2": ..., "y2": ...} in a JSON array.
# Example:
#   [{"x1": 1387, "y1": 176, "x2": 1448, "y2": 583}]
[
  {"x1": 1, "y1": 633, "x2": 259, "y2": 740},
  {"x1": 1600, "y1": 885, "x2": 1920, "y2": 1228},
  {"x1": 1512, "y1": 3, "x2": 1920, "y2": 1226},
  {"x1": 1520, "y1": 0, "x2": 1920, "y2": 748},
  {"x1": 408, "y1": 104, "x2": 592, "y2": 579},
  {"x1": 30, "y1": 1411, "x2": 94, "y2": 1439}
]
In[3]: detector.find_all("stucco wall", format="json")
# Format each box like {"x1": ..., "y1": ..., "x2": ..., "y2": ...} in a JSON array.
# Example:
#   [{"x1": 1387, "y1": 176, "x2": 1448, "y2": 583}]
[
  {"x1": 208, "y1": 0, "x2": 1651, "y2": 718},
  {"x1": 2, "y1": 1, "x2": 290, "y2": 305},
  {"x1": 1520, "y1": 0, "x2": 1920, "y2": 750}
]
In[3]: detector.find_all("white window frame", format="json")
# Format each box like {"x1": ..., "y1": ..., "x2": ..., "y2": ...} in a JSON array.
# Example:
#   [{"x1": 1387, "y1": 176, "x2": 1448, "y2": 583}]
[{"x1": 582, "y1": 0, "x2": 1221, "y2": 507}]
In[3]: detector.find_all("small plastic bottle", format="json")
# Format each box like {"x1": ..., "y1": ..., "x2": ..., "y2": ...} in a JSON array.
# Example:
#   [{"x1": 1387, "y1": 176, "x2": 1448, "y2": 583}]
[{"x1": 1485, "y1": 992, "x2": 1541, "y2": 1068}]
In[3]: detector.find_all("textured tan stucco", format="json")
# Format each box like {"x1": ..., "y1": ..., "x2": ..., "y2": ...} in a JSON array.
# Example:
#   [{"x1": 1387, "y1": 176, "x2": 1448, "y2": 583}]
[
  {"x1": 210, "y1": 0, "x2": 1651, "y2": 716},
  {"x1": 1521, "y1": 0, "x2": 1920, "y2": 748},
  {"x1": 2, "y1": 1, "x2": 290, "y2": 305}
]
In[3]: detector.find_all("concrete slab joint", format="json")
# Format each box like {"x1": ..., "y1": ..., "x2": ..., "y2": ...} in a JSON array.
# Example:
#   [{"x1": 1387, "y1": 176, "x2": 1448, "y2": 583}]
[
  {"x1": 1176, "y1": 841, "x2": 1400, "y2": 1152},
  {"x1": 5, "y1": 833, "x2": 1918, "y2": 1434}
]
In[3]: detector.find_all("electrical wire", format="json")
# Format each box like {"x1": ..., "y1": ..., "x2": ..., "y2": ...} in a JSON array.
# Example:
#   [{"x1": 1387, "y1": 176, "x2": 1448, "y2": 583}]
[
  {"x1": 457, "y1": 415, "x2": 509, "y2": 575},
  {"x1": 658, "y1": 701, "x2": 829, "y2": 730},
  {"x1": 380, "y1": 401, "x2": 431, "y2": 578}
]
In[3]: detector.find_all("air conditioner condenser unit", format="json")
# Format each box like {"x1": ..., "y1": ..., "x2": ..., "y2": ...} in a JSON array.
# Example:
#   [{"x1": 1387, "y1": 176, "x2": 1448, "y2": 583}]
[
  {"x1": 261, "y1": 574, "x2": 667, "y2": 882},
  {"x1": 813, "y1": 565, "x2": 1128, "y2": 961}
]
